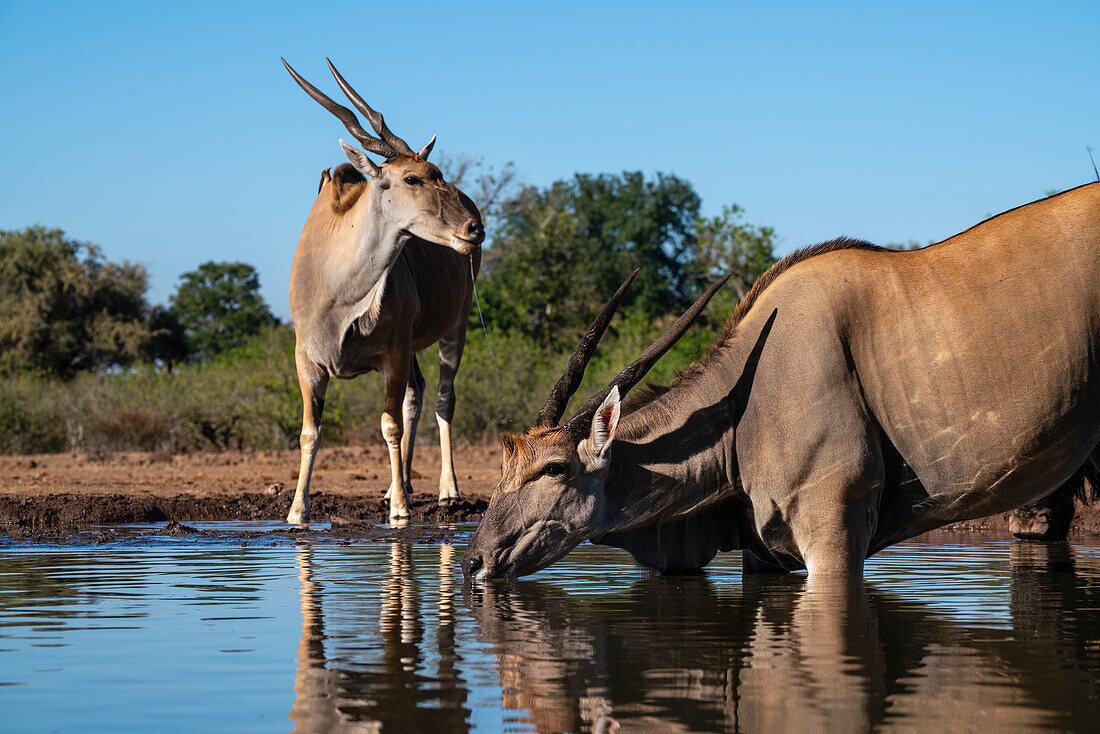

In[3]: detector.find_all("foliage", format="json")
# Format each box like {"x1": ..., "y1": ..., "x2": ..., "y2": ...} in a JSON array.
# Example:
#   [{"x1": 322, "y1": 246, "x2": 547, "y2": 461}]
[
  {"x1": 0, "y1": 168, "x2": 777, "y2": 454},
  {"x1": 478, "y1": 171, "x2": 705, "y2": 348},
  {"x1": 144, "y1": 305, "x2": 189, "y2": 367},
  {"x1": 169, "y1": 261, "x2": 278, "y2": 359},
  {"x1": 0, "y1": 317, "x2": 722, "y2": 455},
  {"x1": 0, "y1": 226, "x2": 162, "y2": 378},
  {"x1": 687, "y1": 204, "x2": 777, "y2": 315},
  {"x1": 0, "y1": 374, "x2": 70, "y2": 454}
]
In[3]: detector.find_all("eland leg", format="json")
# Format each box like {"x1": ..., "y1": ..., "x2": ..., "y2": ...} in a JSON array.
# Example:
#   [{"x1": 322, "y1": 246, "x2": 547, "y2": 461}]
[
  {"x1": 1011, "y1": 448, "x2": 1100, "y2": 540},
  {"x1": 770, "y1": 440, "x2": 884, "y2": 580},
  {"x1": 381, "y1": 354, "x2": 412, "y2": 522},
  {"x1": 436, "y1": 324, "x2": 467, "y2": 504},
  {"x1": 1009, "y1": 478, "x2": 1080, "y2": 540},
  {"x1": 794, "y1": 473, "x2": 882, "y2": 581},
  {"x1": 399, "y1": 356, "x2": 426, "y2": 501},
  {"x1": 288, "y1": 353, "x2": 329, "y2": 524}
]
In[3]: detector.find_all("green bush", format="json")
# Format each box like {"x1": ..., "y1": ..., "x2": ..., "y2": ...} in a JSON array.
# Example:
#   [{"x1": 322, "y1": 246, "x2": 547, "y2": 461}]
[
  {"x1": 0, "y1": 374, "x2": 69, "y2": 454},
  {"x1": 0, "y1": 316, "x2": 724, "y2": 455}
]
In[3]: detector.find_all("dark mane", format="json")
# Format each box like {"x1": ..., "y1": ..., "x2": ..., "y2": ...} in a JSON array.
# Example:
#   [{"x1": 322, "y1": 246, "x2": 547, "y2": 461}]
[
  {"x1": 718, "y1": 236, "x2": 884, "y2": 342},
  {"x1": 1077, "y1": 460, "x2": 1100, "y2": 504},
  {"x1": 624, "y1": 237, "x2": 886, "y2": 419}
]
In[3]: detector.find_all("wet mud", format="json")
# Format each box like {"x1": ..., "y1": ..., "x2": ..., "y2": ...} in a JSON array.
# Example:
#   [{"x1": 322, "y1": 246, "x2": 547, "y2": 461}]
[
  {"x1": 0, "y1": 489, "x2": 486, "y2": 543},
  {"x1": 0, "y1": 447, "x2": 495, "y2": 542},
  {"x1": 1, "y1": 447, "x2": 1098, "y2": 544}
]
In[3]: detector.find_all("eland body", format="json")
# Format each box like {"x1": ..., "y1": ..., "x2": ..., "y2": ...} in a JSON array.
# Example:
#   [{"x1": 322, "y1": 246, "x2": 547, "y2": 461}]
[
  {"x1": 464, "y1": 184, "x2": 1100, "y2": 580},
  {"x1": 284, "y1": 59, "x2": 484, "y2": 523}
]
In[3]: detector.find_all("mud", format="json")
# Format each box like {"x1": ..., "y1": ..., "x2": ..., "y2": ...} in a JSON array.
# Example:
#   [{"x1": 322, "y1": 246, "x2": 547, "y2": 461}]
[
  {"x1": 1, "y1": 447, "x2": 1098, "y2": 544},
  {"x1": 0, "y1": 446, "x2": 494, "y2": 542}
]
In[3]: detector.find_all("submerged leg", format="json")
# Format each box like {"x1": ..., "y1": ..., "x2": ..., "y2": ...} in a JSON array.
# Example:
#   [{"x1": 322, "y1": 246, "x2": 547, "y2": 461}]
[
  {"x1": 436, "y1": 324, "x2": 467, "y2": 504},
  {"x1": 288, "y1": 353, "x2": 329, "y2": 524},
  {"x1": 795, "y1": 478, "x2": 880, "y2": 579},
  {"x1": 755, "y1": 445, "x2": 883, "y2": 580},
  {"x1": 381, "y1": 354, "x2": 412, "y2": 522}
]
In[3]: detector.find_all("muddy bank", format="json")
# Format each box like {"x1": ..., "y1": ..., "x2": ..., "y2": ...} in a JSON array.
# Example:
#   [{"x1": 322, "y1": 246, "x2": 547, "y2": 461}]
[
  {"x1": 0, "y1": 489, "x2": 486, "y2": 539},
  {"x1": 1, "y1": 447, "x2": 1099, "y2": 542},
  {"x1": 0, "y1": 516, "x2": 476, "y2": 547}
]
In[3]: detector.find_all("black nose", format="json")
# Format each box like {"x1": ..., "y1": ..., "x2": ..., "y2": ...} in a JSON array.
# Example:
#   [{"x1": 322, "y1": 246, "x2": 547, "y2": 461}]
[
  {"x1": 464, "y1": 220, "x2": 485, "y2": 244},
  {"x1": 462, "y1": 552, "x2": 483, "y2": 578}
]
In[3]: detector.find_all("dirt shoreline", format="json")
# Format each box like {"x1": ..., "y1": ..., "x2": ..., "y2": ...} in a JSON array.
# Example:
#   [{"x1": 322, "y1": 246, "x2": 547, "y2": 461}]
[{"x1": 2, "y1": 447, "x2": 1099, "y2": 542}]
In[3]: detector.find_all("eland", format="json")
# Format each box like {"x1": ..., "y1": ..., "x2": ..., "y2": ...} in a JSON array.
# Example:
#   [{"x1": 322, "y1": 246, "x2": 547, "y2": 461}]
[
  {"x1": 464, "y1": 184, "x2": 1100, "y2": 580},
  {"x1": 283, "y1": 59, "x2": 484, "y2": 523}
]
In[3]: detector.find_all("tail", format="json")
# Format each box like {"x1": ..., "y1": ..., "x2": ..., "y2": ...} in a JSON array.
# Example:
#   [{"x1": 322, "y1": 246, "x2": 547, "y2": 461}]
[{"x1": 1074, "y1": 459, "x2": 1100, "y2": 504}]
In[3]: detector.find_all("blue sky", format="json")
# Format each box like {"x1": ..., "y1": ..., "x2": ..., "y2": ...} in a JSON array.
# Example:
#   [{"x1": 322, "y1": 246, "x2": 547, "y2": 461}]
[{"x1": 1, "y1": 1, "x2": 1097, "y2": 319}]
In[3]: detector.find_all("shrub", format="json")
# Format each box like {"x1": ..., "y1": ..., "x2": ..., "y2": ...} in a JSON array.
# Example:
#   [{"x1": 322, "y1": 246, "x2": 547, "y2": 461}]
[{"x1": 0, "y1": 317, "x2": 723, "y2": 455}]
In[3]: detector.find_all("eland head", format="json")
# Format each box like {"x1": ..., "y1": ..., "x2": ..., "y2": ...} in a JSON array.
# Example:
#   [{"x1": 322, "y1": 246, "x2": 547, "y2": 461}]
[
  {"x1": 463, "y1": 271, "x2": 730, "y2": 579},
  {"x1": 283, "y1": 58, "x2": 484, "y2": 254}
]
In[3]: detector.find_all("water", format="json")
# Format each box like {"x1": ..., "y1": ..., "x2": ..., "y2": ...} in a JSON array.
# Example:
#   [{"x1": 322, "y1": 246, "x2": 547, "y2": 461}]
[{"x1": 1, "y1": 529, "x2": 1099, "y2": 733}]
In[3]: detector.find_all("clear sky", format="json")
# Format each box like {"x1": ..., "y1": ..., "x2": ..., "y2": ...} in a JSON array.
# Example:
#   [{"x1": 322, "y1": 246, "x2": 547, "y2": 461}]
[{"x1": 1, "y1": 1, "x2": 1097, "y2": 320}]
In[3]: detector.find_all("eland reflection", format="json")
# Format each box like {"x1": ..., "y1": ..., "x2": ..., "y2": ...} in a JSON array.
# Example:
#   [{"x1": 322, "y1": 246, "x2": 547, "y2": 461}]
[
  {"x1": 289, "y1": 541, "x2": 470, "y2": 733},
  {"x1": 465, "y1": 550, "x2": 1100, "y2": 733}
]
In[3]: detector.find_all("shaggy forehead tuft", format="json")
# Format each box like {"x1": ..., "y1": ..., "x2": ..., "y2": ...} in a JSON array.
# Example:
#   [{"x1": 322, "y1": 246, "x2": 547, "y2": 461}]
[{"x1": 499, "y1": 427, "x2": 575, "y2": 488}]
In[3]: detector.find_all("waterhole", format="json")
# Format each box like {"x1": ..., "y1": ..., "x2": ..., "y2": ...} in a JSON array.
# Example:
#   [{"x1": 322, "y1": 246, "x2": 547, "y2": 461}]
[{"x1": 1, "y1": 527, "x2": 1098, "y2": 732}]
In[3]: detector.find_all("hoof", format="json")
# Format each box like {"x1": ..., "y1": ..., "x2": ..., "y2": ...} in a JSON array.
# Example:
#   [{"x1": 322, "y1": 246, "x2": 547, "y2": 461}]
[
  {"x1": 438, "y1": 495, "x2": 458, "y2": 506},
  {"x1": 287, "y1": 511, "x2": 309, "y2": 525}
]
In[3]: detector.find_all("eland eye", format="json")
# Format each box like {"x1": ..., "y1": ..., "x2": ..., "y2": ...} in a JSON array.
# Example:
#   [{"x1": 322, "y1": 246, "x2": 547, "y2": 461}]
[
  {"x1": 542, "y1": 461, "x2": 568, "y2": 478},
  {"x1": 403, "y1": 176, "x2": 423, "y2": 186}
]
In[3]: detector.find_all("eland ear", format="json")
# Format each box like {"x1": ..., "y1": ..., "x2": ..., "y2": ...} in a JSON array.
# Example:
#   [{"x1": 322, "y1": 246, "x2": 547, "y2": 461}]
[
  {"x1": 501, "y1": 433, "x2": 517, "y2": 461},
  {"x1": 582, "y1": 386, "x2": 621, "y2": 469},
  {"x1": 339, "y1": 139, "x2": 381, "y2": 177}
]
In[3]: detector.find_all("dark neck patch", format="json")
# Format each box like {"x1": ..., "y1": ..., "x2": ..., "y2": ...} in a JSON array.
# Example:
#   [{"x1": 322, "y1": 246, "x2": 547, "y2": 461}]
[{"x1": 327, "y1": 163, "x2": 369, "y2": 214}]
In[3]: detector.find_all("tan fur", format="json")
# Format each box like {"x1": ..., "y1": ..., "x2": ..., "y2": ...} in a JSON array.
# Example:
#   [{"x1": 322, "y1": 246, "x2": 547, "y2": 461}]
[
  {"x1": 286, "y1": 152, "x2": 485, "y2": 524},
  {"x1": 720, "y1": 237, "x2": 884, "y2": 342},
  {"x1": 466, "y1": 182, "x2": 1100, "y2": 580}
]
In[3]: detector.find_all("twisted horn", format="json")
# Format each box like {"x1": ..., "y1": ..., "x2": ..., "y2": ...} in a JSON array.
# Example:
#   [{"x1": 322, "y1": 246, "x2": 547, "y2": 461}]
[
  {"x1": 535, "y1": 269, "x2": 640, "y2": 427},
  {"x1": 282, "y1": 58, "x2": 395, "y2": 159},
  {"x1": 565, "y1": 274, "x2": 732, "y2": 431},
  {"x1": 326, "y1": 58, "x2": 415, "y2": 156}
]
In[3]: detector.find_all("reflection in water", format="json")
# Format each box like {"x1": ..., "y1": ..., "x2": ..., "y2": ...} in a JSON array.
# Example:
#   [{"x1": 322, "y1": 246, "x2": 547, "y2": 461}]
[
  {"x1": 289, "y1": 541, "x2": 469, "y2": 733},
  {"x1": 466, "y1": 546, "x2": 1100, "y2": 733},
  {"x1": 2, "y1": 539, "x2": 1097, "y2": 732}
]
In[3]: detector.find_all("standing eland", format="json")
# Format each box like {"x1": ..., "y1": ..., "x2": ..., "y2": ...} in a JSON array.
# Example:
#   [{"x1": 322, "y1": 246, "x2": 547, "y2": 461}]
[
  {"x1": 464, "y1": 184, "x2": 1100, "y2": 580},
  {"x1": 283, "y1": 59, "x2": 484, "y2": 523}
]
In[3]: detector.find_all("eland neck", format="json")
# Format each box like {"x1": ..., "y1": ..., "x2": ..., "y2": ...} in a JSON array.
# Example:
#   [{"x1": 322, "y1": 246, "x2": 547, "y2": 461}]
[
  {"x1": 602, "y1": 349, "x2": 743, "y2": 533},
  {"x1": 598, "y1": 307, "x2": 778, "y2": 534},
  {"x1": 345, "y1": 184, "x2": 410, "y2": 295}
]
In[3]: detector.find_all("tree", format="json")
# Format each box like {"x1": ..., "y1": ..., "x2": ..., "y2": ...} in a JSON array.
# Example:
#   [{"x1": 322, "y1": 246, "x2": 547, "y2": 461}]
[
  {"x1": 169, "y1": 261, "x2": 278, "y2": 360},
  {"x1": 479, "y1": 171, "x2": 702, "y2": 348},
  {"x1": 0, "y1": 226, "x2": 158, "y2": 377},
  {"x1": 143, "y1": 305, "x2": 189, "y2": 366},
  {"x1": 434, "y1": 153, "x2": 520, "y2": 224},
  {"x1": 688, "y1": 205, "x2": 777, "y2": 313}
]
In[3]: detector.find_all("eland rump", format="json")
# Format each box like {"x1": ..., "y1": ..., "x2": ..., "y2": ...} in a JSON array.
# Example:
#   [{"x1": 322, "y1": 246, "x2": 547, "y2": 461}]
[
  {"x1": 283, "y1": 59, "x2": 484, "y2": 524},
  {"x1": 464, "y1": 183, "x2": 1100, "y2": 580}
]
